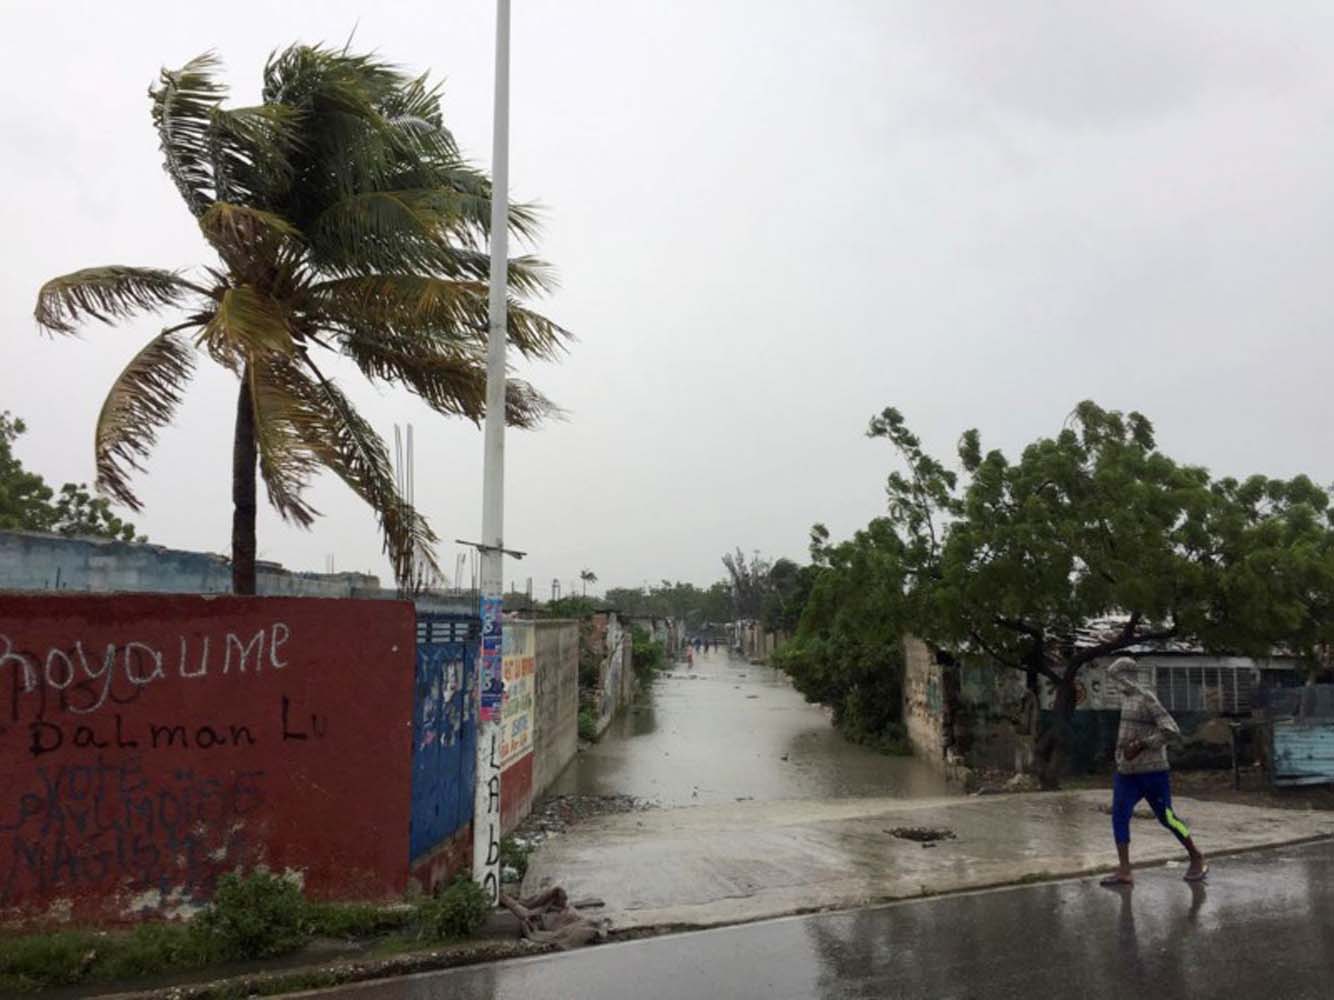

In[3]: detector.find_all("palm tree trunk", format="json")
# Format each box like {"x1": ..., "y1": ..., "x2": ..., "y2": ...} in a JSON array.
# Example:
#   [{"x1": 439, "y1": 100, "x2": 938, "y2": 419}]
[{"x1": 232, "y1": 370, "x2": 258, "y2": 595}]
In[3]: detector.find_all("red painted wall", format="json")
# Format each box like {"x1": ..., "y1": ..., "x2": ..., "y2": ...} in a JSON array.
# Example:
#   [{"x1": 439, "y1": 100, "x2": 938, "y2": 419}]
[
  {"x1": 500, "y1": 752, "x2": 533, "y2": 835},
  {"x1": 0, "y1": 594, "x2": 415, "y2": 925}
]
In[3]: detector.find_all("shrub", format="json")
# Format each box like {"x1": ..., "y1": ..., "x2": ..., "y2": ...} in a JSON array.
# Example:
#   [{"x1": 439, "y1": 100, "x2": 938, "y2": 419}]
[
  {"x1": 194, "y1": 869, "x2": 307, "y2": 960},
  {"x1": 630, "y1": 626, "x2": 666, "y2": 679},
  {"x1": 415, "y1": 877, "x2": 490, "y2": 941},
  {"x1": 578, "y1": 707, "x2": 599, "y2": 742},
  {"x1": 0, "y1": 930, "x2": 100, "y2": 990},
  {"x1": 499, "y1": 836, "x2": 533, "y2": 882}
]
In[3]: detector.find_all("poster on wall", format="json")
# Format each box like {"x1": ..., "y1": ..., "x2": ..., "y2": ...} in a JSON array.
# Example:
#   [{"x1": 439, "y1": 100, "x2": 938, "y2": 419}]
[
  {"x1": 500, "y1": 623, "x2": 535, "y2": 767},
  {"x1": 480, "y1": 595, "x2": 503, "y2": 722}
]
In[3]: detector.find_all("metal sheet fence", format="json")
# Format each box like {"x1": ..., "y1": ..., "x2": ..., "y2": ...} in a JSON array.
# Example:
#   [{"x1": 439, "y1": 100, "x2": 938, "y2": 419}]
[{"x1": 410, "y1": 614, "x2": 480, "y2": 862}]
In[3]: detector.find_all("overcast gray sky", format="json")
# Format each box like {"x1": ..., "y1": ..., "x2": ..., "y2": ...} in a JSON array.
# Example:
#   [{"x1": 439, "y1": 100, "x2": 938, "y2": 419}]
[{"x1": 3, "y1": 1, "x2": 1332, "y2": 595}]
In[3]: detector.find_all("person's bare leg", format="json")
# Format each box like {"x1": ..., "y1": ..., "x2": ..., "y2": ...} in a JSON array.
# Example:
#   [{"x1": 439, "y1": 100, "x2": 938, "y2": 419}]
[
  {"x1": 1183, "y1": 836, "x2": 1206, "y2": 879},
  {"x1": 1116, "y1": 841, "x2": 1133, "y2": 881},
  {"x1": 1101, "y1": 841, "x2": 1134, "y2": 886}
]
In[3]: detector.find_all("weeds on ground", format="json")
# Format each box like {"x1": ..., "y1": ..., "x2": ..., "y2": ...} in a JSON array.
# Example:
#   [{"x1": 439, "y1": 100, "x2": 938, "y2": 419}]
[
  {"x1": 414, "y1": 877, "x2": 491, "y2": 941},
  {"x1": 194, "y1": 869, "x2": 307, "y2": 960},
  {"x1": 499, "y1": 835, "x2": 533, "y2": 882},
  {"x1": 0, "y1": 871, "x2": 494, "y2": 993},
  {"x1": 578, "y1": 707, "x2": 599, "y2": 742}
]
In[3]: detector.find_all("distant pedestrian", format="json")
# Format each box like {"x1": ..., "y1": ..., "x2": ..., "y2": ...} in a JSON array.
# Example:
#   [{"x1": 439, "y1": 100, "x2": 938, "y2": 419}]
[{"x1": 1100, "y1": 657, "x2": 1207, "y2": 887}]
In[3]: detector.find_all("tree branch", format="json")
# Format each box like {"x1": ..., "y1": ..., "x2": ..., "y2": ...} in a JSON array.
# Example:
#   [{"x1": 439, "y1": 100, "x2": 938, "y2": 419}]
[
  {"x1": 1065, "y1": 611, "x2": 1180, "y2": 669},
  {"x1": 995, "y1": 617, "x2": 1044, "y2": 639}
]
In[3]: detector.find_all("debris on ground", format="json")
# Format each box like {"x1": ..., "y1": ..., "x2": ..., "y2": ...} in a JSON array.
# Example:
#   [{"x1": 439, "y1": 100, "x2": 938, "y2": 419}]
[
  {"x1": 887, "y1": 826, "x2": 957, "y2": 844},
  {"x1": 507, "y1": 794, "x2": 656, "y2": 858},
  {"x1": 500, "y1": 887, "x2": 610, "y2": 949},
  {"x1": 1004, "y1": 772, "x2": 1040, "y2": 793}
]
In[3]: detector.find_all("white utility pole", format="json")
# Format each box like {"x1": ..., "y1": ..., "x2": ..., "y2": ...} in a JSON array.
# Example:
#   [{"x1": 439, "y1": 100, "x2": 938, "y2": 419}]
[{"x1": 474, "y1": 0, "x2": 511, "y2": 905}]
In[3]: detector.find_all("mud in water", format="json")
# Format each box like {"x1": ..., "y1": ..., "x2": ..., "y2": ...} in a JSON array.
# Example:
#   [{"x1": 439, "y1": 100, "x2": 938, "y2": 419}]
[{"x1": 548, "y1": 646, "x2": 955, "y2": 807}]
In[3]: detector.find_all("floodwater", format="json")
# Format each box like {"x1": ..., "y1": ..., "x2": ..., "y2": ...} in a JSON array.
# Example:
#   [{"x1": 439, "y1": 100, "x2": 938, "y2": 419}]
[{"x1": 547, "y1": 645, "x2": 954, "y2": 807}]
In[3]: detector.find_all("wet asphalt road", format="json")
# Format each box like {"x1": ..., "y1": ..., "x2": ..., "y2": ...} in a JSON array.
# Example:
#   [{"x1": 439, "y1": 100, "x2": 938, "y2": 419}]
[
  {"x1": 303, "y1": 840, "x2": 1334, "y2": 1000},
  {"x1": 547, "y1": 645, "x2": 952, "y2": 806}
]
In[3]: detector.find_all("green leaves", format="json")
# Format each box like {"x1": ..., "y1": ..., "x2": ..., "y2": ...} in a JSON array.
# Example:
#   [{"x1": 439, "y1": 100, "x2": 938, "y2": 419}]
[
  {"x1": 95, "y1": 328, "x2": 198, "y2": 509},
  {"x1": 36, "y1": 42, "x2": 569, "y2": 593},
  {"x1": 199, "y1": 286, "x2": 295, "y2": 365},
  {"x1": 34, "y1": 267, "x2": 202, "y2": 335},
  {"x1": 150, "y1": 52, "x2": 227, "y2": 218}
]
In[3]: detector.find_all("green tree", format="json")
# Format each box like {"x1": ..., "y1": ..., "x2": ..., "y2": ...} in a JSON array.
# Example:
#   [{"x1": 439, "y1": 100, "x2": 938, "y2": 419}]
[
  {"x1": 1, "y1": 413, "x2": 144, "y2": 542},
  {"x1": 0, "y1": 413, "x2": 56, "y2": 533},
  {"x1": 579, "y1": 568, "x2": 597, "y2": 596},
  {"x1": 774, "y1": 522, "x2": 912, "y2": 751},
  {"x1": 33, "y1": 46, "x2": 566, "y2": 594},
  {"x1": 871, "y1": 401, "x2": 1334, "y2": 786},
  {"x1": 721, "y1": 548, "x2": 773, "y2": 619}
]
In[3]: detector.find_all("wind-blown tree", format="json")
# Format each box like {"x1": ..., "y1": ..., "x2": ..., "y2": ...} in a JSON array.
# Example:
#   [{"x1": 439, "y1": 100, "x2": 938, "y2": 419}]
[
  {"x1": 774, "y1": 522, "x2": 913, "y2": 751},
  {"x1": 872, "y1": 401, "x2": 1334, "y2": 785},
  {"x1": 579, "y1": 568, "x2": 597, "y2": 597},
  {"x1": 33, "y1": 46, "x2": 567, "y2": 592},
  {"x1": 721, "y1": 548, "x2": 773, "y2": 619}
]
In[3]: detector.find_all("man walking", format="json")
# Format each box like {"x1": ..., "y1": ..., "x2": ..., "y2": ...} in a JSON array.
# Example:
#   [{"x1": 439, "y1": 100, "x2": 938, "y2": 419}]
[{"x1": 1100, "y1": 657, "x2": 1207, "y2": 886}]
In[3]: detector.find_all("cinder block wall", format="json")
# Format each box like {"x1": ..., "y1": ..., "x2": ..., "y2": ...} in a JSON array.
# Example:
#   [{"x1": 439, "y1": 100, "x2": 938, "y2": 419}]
[
  {"x1": 532, "y1": 620, "x2": 579, "y2": 798},
  {"x1": 902, "y1": 636, "x2": 948, "y2": 762}
]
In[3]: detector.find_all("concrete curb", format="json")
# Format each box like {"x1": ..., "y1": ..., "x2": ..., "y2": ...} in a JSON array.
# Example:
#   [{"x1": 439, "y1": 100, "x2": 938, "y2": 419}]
[
  {"x1": 90, "y1": 938, "x2": 557, "y2": 1000},
  {"x1": 606, "y1": 830, "x2": 1334, "y2": 941}
]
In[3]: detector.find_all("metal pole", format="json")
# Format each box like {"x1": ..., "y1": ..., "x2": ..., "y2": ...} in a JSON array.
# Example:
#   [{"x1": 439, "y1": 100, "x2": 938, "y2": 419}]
[{"x1": 473, "y1": 0, "x2": 511, "y2": 905}]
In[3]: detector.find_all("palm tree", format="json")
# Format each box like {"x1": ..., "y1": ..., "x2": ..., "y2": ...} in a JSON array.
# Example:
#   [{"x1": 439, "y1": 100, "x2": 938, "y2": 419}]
[
  {"x1": 33, "y1": 46, "x2": 567, "y2": 593},
  {"x1": 580, "y1": 568, "x2": 597, "y2": 597}
]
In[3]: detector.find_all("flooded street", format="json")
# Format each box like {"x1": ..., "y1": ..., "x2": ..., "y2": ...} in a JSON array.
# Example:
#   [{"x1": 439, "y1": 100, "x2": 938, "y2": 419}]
[{"x1": 548, "y1": 645, "x2": 954, "y2": 807}]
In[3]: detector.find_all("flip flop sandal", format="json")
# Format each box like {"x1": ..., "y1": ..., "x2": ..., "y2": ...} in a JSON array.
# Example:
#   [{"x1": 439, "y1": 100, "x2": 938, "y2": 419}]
[
  {"x1": 1183, "y1": 865, "x2": 1209, "y2": 882},
  {"x1": 1099, "y1": 874, "x2": 1134, "y2": 888}
]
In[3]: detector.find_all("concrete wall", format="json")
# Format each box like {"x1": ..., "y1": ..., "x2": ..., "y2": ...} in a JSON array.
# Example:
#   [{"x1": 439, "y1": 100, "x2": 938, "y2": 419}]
[
  {"x1": 590, "y1": 612, "x2": 632, "y2": 737},
  {"x1": 734, "y1": 621, "x2": 787, "y2": 664},
  {"x1": 499, "y1": 621, "x2": 536, "y2": 834},
  {"x1": 904, "y1": 637, "x2": 1307, "y2": 775},
  {"x1": 0, "y1": 530, "x2": 473, "y2": 615},
  {"x1": 0, "y1": 593, "x2": 415, "y2": 926},
  {"x1": 532, "y1": 620, "x2": 579, "y2": 801},
  {"x1": 902, "y1": 637, "x2": 948, "y2": 763}
]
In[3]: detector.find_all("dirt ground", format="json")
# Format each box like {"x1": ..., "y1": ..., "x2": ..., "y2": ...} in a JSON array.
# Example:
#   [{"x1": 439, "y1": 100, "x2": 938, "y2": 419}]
[{"x1": 1062, "y1": 766, "x2": 1334, "y2": 812}]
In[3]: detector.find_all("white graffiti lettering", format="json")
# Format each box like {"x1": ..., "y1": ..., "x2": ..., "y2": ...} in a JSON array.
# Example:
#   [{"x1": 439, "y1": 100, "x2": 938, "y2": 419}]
[
  {"x1": 1, "y1": 624, "x2": 293, "y2": 716},
  {"x1": 0, "y1": 634, "x2": 37, "y2": 692},
  {"x1": 224, "y1": 631, "x2": 265, "y2": 674},
  {"x1": 269, "y1": 623, "x2": 290, "y2": 669}
]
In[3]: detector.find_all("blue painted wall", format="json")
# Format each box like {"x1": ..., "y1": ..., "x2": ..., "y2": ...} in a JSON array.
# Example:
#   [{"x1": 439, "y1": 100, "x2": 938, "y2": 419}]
[{"x1": 410, "y1": 614, "x2": 480, "y2": 862}]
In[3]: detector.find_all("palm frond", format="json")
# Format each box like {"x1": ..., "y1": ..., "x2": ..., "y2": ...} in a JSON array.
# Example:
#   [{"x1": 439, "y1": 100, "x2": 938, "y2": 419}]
[
  {"x1": 308, "y1": 189, "x2": 492, "y2": 269},
  {"x1": 150, "y1": 52, "x2": 227, "y2": 217},
  {"x1": 94, "y1": 327, "x2": 198, "y2": 509},
  {"x1": 247, "y1": 359, "x2": 319, "y2": 526},
  {"x1": 505, "y1": 379, "x2": 563, "y2": 429},
  {"x1": 199, "y1": 286, "x2": 295, "y2": 366},
  {"x1": 209, "y1": 103, "x2": 302, "y2": 207},
  {"x1": 310, "y1": 274, "x2": 569, "y2": 360},
  {"x1": 35, "y1": 267, "x2": 203, "y2": 335},
  {"x1": 333, "y1": 329, "x2": 557, "y2": 429},
  {"x1": 199, "y1": 202, "x2": 302, "y2": 275},
  {"x1": 265, "y1": 355, "x2": 440, "y2": 588}
]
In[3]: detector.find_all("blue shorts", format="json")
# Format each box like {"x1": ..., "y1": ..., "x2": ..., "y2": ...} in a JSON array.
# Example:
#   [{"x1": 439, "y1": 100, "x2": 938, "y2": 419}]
[{"x1": 1112, "y1": 770, "x2": 1191, "y2": 846}]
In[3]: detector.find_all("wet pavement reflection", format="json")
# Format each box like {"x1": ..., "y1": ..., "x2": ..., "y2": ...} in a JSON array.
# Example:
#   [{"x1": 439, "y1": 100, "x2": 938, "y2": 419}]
[
  {"x1": 305, "y1": 841, "x2": 1334, "y2": 1000},
  {"x1": 547, "y1": 646, "x2": 953, "y2": 806}
]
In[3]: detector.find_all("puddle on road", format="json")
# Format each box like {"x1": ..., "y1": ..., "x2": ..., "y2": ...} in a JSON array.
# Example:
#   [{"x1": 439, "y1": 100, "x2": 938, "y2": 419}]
[{"x1": 548, "y1": 647, "x2": 956, "y2": 807}]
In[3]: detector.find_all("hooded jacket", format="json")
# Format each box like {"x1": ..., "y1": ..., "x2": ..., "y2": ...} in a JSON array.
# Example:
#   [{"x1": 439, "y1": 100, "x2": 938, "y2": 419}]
[{"x1": 1108, "y1": 657, "x2": 1180, "y2": 775}]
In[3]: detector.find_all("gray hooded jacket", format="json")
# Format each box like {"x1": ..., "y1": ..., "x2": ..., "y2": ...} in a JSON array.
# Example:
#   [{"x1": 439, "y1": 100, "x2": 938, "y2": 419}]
[{"x1": 1108, "y1": 657, "x2": 1180, "y2": 775}]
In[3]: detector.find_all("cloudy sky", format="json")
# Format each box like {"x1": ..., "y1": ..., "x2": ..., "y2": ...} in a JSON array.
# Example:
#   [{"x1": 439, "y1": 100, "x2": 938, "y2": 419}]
[{"x1": 2, "y1": 1, "x2": 1332, "y2": 596}]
